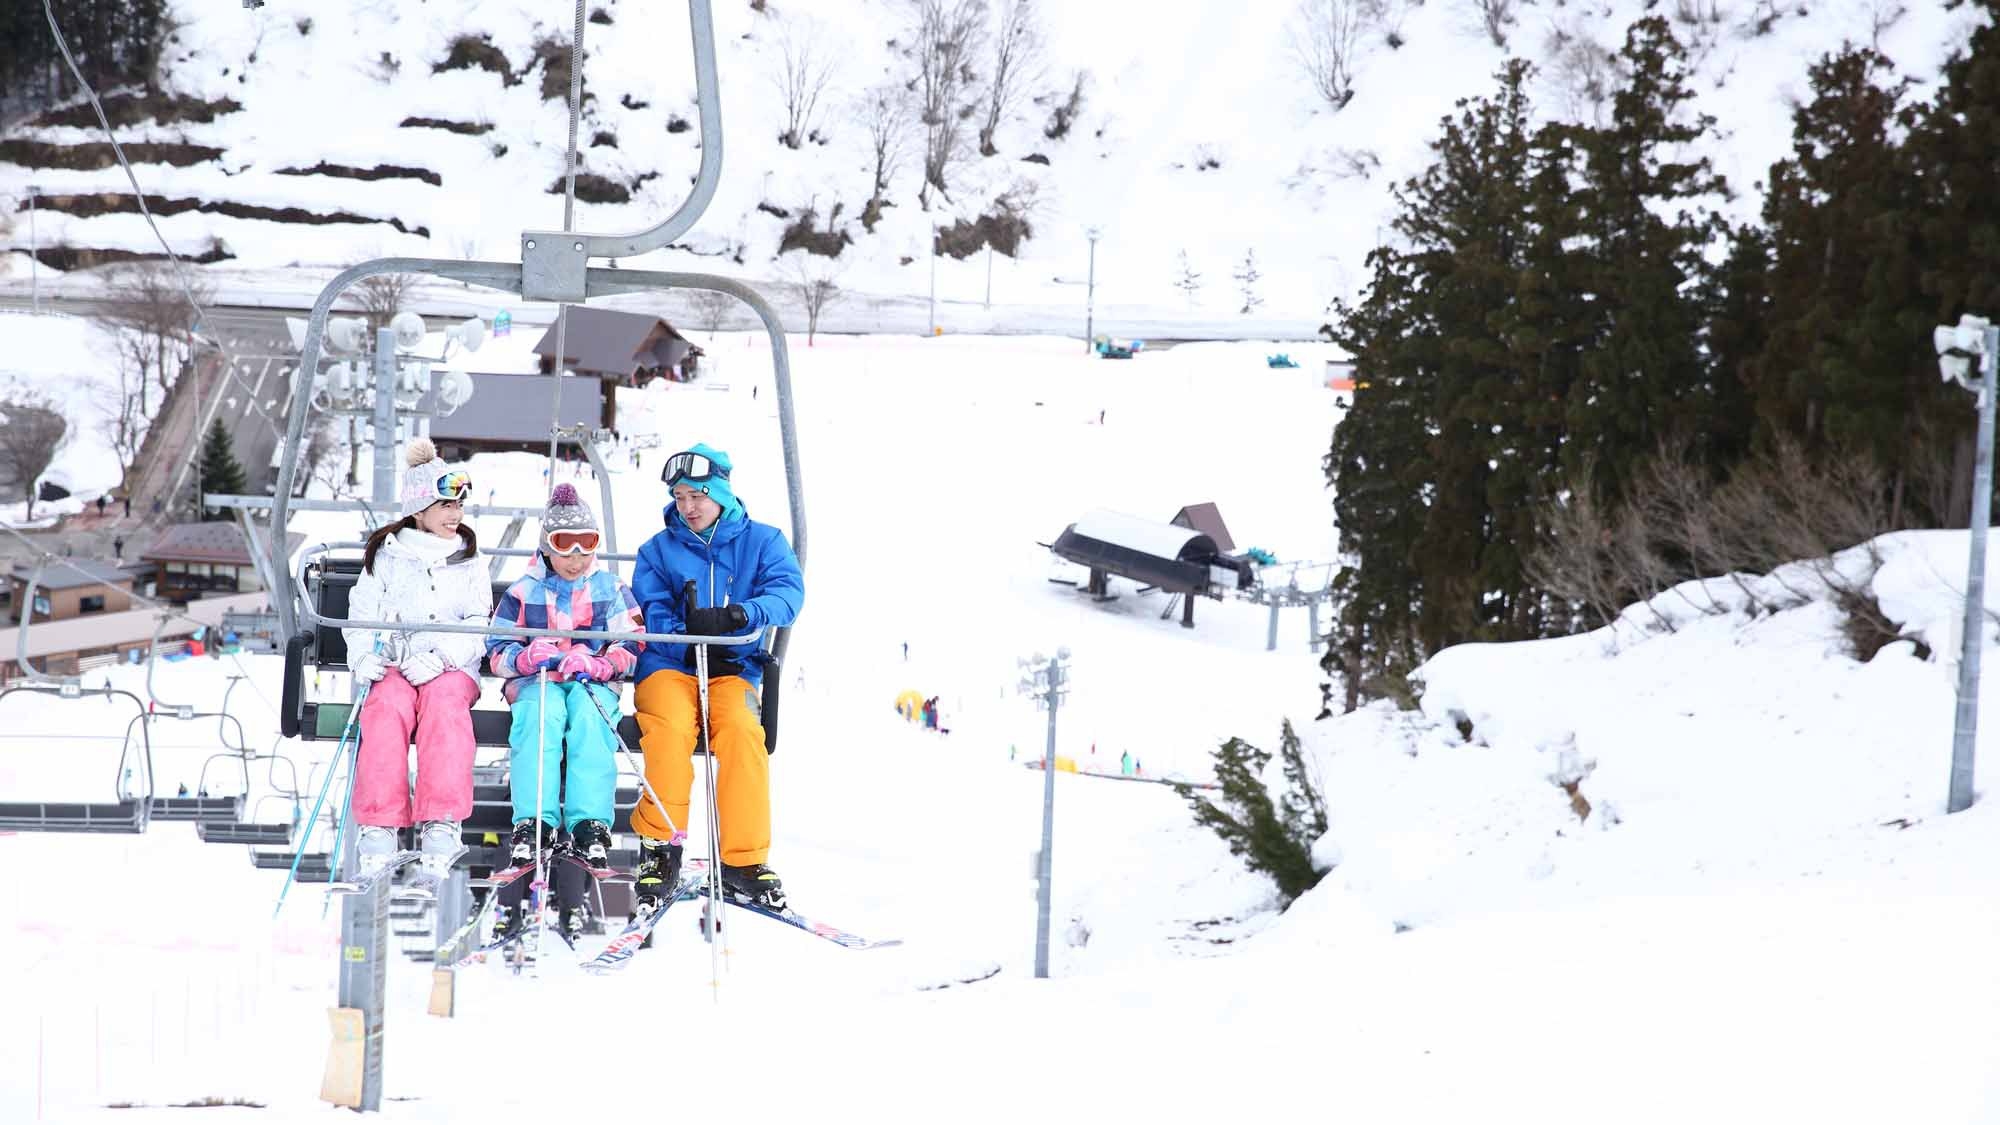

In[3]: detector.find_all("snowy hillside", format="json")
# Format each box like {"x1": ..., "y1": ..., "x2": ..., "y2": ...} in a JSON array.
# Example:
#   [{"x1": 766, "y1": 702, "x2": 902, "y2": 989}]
[{"x1": 0, "y1": 0, "x2": 1986, "y2": 328}]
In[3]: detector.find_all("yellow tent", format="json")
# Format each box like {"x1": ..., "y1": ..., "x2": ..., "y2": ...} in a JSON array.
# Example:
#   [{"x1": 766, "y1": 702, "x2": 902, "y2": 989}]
[{"x1": 895, "y1": 689, "x2": 925, "y2": 721}]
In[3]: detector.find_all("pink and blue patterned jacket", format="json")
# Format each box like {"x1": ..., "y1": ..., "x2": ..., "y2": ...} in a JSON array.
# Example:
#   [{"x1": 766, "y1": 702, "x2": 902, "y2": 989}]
[{"x1": 485, "y1": 555, "x2": 643, "y2": 703}]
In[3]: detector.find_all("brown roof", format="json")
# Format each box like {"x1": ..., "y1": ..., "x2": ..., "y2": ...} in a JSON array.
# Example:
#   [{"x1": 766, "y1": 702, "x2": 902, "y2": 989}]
[
  {"x1": 429, "y1": 372, "x2": 604, "y2": 444},
  {"x1": 140, "y1": 522, "x2": 256, "y2": 565},
  {"x1": 1170, "y1": 503, "x2": 1235, "y2": 553},
  {"x1": 7, "y1": 559, "x2": 135, "y2": 591},
  {"x1": 530, "y1": 307, "x2": 695, "y2": 379}
]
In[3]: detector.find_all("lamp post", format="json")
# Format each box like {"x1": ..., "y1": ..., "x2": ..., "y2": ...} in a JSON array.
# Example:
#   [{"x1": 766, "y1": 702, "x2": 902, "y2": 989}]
[
  {"x1": 1936, "y1": 313, "x2": 2000, "y2": 813},
  {"x1": 26, "y1": 184, "x2": 39, "y2": 314},
  {"x1": 1018, "y1": 647, "x2": 1071, "y2": 979},
  {"x1": 1084, "y1": 228, "x2": 1100, "y2": 354}
]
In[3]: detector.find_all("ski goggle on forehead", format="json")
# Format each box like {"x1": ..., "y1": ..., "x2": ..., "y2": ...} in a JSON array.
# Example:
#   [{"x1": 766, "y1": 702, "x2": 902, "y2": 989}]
[
  {"x1": 433, "y1": 470, "x2": 472, "y2": 500},
  {"x1": 544, "y1": 529, "x2": 602, "y2": 556},
  {"x1": 662, "y1": 451, "x2": 729, "y2": 486}
]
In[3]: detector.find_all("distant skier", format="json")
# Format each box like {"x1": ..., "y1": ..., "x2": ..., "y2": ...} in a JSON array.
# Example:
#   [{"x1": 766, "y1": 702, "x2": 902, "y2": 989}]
[
  {"x1": 484, "y1": 484, "x2": 643, "y2": 941},
  {"x1": 630, "y1": 443, "x2": 803, "y2": 912},
  {"x1": 344, "y1": 439, "x2": 491, "y2": 880}
]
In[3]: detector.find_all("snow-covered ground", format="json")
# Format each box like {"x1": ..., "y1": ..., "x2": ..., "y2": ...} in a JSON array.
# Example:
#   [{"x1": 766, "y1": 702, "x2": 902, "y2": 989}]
[
  {"x1": 3, "y1": 329, "x2": 2000, "y2": 1122},
  {"x1": 0, "y1": 311, "x2": 136, "y2": 524}
]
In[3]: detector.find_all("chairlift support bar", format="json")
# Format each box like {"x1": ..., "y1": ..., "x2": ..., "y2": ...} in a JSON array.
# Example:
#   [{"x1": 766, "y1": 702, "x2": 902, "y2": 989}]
[{"x1": 518, "y1": 0, "x2": 723, "y2": 297}]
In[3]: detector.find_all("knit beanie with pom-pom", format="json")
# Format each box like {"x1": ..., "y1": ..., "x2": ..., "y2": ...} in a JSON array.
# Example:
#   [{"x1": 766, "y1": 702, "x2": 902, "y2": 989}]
[{"x1": 398, "y1": 437, "x2": 469, "y2": 518}]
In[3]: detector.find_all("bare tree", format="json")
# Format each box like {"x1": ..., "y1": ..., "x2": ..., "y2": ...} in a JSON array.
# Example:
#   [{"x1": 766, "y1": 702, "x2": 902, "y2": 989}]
[
  {"x1": 688, "y1": 288, "x2": 735, "y2": 338},
  {"x1": 352, "y1": 271, "x2": 419, "y2": 332},
  {"x1": 1232, "y1": 249, "x2": 1263, "y2": 315},
  {"x1": 97, "y1": 261, "x2": 212, "y2": 413},
  {"x1": 906, "y1": 0, "x2": 989, "y2": 208},
  {"x1": 1174, "y1": 250, "x2": 1202, "y2": 309},
  {"x1": 1470, "y1": 0, "x2": 1517, "y2": 48},
  {"x1": 1523, "y1": 473, "x2": 1626, "y2": 632},
  {"x1": 862, "y1": 82, "x2": 911, "y2": 225},
  {"x1": 299, "y1": 415, "x2": 349, "y2": 499},
  {"x1": 785, "y1": 255, "x2": 843, "y2": 346},
  {"x1": 0, "y1": 389, "x2": 68, "y2": 522},
  {"x1": 95, "y1": 329, "x2": 152, "y2": 495},
  {"x1": 1289, "y1": 0, "x2": 1365, "y2": 110},
  {"x1": 979, "y1": 0, "x2": 1044, "y2": 156},
  {"x1": 771, "y1": 16, "x2": 840, "y2": 149}
]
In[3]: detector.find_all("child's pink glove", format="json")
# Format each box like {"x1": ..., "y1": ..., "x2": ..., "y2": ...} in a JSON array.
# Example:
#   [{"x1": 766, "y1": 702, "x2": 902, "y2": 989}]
[
  {"x1": 558, "y1": 647, "x2": 615, "y2": 683},
  {"x1": 516, "y1": 638, "x2": 564, "y2": 674}
]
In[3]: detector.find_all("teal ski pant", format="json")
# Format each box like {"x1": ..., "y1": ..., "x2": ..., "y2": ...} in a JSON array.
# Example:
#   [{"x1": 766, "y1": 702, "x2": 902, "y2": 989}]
[{"x1": 508, "y1": 679, "x2": 620, "y2": 830}]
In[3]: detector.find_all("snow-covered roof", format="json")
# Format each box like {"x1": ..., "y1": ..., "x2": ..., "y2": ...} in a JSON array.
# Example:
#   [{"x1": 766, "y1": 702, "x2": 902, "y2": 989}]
[{"x1": 1071, "y1": 509, "x2": 1211, "y2": 561}]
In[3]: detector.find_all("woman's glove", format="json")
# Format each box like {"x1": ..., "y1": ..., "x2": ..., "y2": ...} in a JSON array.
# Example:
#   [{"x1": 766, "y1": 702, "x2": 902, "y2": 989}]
[
  {"x1": 515, "y1": 638, "x2": 564, "y2": 674},
  {"x1": 351, "y1": 652, "x2": 388, "y2": 684},
  {"x1": 559, "y1": 648, "x2": 615, "y2": 683},
  {"x1": 401, "y1": 651, "x2": 447, "y2": 686}
]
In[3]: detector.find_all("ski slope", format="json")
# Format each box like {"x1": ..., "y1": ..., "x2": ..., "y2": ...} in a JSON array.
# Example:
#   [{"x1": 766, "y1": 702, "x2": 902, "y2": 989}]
[{"x1": 3, "y1": 330, "x2": 2000, "y2": 1122}]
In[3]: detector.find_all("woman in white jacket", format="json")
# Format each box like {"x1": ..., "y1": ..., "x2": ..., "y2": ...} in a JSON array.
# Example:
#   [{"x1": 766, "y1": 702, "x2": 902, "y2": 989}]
[{"x1": 343, "y1": 438, "x2": 493, "y2": 876}]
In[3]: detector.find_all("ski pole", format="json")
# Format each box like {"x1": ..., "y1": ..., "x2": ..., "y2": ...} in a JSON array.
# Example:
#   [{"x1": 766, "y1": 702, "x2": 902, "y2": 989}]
[
  {"x1": 574, "y1": 674, "x2": 684, "y2": 843},
  {"x1": 275, "y1": 674, "x2": 370, "y2": 918},
  {"x1": 532, "y1": 662, "x2": 553, "y2": 975}
]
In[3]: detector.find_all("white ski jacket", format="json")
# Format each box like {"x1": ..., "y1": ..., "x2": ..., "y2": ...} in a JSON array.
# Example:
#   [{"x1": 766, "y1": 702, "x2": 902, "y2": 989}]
[{"x1": 343, "y1": 528, "x2": 493, "y2": 673}]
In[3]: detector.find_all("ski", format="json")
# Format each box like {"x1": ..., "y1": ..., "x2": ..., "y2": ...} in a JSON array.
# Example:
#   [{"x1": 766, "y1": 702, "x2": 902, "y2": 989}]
[
  {"x1": 394, "y1": 845, "x2": 469, "y2": 901},
  {"x1": 431, "y1": 862, "x2": 539, "y2": 963},
  {"x1": 548, "y1": 847, "x2": 633, "y2": 882},
  {"x1": 579, "y1": 860, "x2": 711, "y2": 974},
  {"x1": 717, "y1": 894, "x2": 902, "y2": 951},
  {"x1": 325, "y1": 850, "x2": 420, "y2": 895},
  {"x1": 444, "y1": 878, "x2": 550, "y2": 968}
]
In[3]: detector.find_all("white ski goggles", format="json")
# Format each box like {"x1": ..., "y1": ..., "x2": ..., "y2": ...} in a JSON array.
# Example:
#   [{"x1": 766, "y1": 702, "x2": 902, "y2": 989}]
[{"x1": 662, "y1": 451, "x2": 729, "y2": 486}]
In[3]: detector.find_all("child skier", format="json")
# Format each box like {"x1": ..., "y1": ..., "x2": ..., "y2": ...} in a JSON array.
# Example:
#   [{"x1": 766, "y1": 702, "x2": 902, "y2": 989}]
[
  {"x1": 485, "y1": 484, "x2": 643, "y2": 940},
  {"x1": 631, "y1": 443, "x2": 803, "y2": 913},
  {"x1": 344, "y1": 438, "x2": 492, "y2": 880}
]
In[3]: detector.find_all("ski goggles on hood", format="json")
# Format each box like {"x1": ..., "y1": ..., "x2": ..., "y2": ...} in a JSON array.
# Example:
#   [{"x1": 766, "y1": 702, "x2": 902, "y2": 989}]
[
  {"x1": 662, "y1": 451, "x2": 729, "y2": 486},
  {"x1": 433, "y1": 470, "x2": 473, "y2": 500},
  {"x1": 544, "y1": 529, "x2": 603, "y2": 556}
]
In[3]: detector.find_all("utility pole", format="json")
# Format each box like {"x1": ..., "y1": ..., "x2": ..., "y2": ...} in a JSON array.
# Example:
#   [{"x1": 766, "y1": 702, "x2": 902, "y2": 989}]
[
  {"x1": 27, "y1": 184, "x2": 39, "y2": 314},
  {"x1": 1084, "y1": 228, "x2": 1100, "y2": 354},
  {"x1": 1941, "y1": 315, "x2": 2000, "y2": 813},
  {"x1": 984, "y1": 245, "x2": 994, "y2": 311},
  {"x1": 1018, "y1": 648, "x2": 1070, "y2": 978},
  {"x1": 927, "y1": 223, "x2": 937, "y2": 337}
]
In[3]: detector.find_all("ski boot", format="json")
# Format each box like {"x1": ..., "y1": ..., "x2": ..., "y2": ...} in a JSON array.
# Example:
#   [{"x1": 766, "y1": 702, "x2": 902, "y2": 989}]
[
  {"x1": 417, "y1": 819, "x2": 467, "y2": 881},
  {"x1": 559, "y1": 904, "x2": 588, "y2": 942},
  {"x1": 633, "y1": 837, "x2": 683, "y2": 916},
  {"x1": 721, "y1": 863, "x2": 786, "y2": 911},
  {"x1": 356, "y1": 825, "x2": 399, "y2": 875},
  {"x1": 570, "y1": 820, "x2": 613, "y2": 871},
  {"x1": 491, "y1": 901, "x2": 526, "y2": 944},
  {"x1": 509, "y1": 819, "x2": 558, "y2": 868}
]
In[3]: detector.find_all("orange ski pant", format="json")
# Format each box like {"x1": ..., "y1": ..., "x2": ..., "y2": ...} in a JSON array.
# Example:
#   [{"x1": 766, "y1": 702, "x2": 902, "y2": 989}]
[{"x1": 631, "y1": 670, "x2": 770, "y2": 866}]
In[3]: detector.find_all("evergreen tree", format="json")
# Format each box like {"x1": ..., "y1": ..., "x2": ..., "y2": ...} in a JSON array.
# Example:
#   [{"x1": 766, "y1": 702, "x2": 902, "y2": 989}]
[
  {"x1": 1557, "y1": 16, "x2": 1727, "y2": 501},
  {"x1": 1902, "y1": 0, "x2": 2000, "y2": 524},
  {"x1": 1175, "y1": 721, "x2": 1329, "y2": 907},
  {"x1": 198, "y1": 417, "x2": 246, "y2": 521},
  {"x1": 1699, "y1": 222, "x2": 1772, "y2": 474},
  {"x1": 1322, "y1": 61, "x2": 1543, "y2": 701}
]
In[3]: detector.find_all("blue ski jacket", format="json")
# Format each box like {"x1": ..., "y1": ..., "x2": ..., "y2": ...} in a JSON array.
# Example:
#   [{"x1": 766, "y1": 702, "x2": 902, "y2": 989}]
[{"x1": 631, "y1": 506, "x2": 803, "y2": 689}]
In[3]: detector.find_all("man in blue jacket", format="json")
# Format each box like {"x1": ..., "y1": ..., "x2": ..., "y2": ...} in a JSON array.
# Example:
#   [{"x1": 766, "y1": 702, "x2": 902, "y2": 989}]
[{"x1": 630, "y1": 443, "x2": 803, "y2": 912}]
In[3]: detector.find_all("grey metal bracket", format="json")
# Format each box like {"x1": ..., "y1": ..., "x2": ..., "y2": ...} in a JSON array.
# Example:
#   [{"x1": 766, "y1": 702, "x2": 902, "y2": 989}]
[{"x1": 520, "y1": 234, "x2": 591, "y2": 304}]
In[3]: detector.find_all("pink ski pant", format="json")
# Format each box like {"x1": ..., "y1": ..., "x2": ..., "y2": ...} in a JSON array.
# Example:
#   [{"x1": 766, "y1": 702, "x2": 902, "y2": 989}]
[{"x1": 352, "y1": 667, "x2": 479, "y2": 827}]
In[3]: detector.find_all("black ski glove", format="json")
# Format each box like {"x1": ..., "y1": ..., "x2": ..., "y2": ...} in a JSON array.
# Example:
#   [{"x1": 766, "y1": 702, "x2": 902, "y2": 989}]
[{"x1": 680, "y1": 582, "x2": 750, "y2": 636}]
